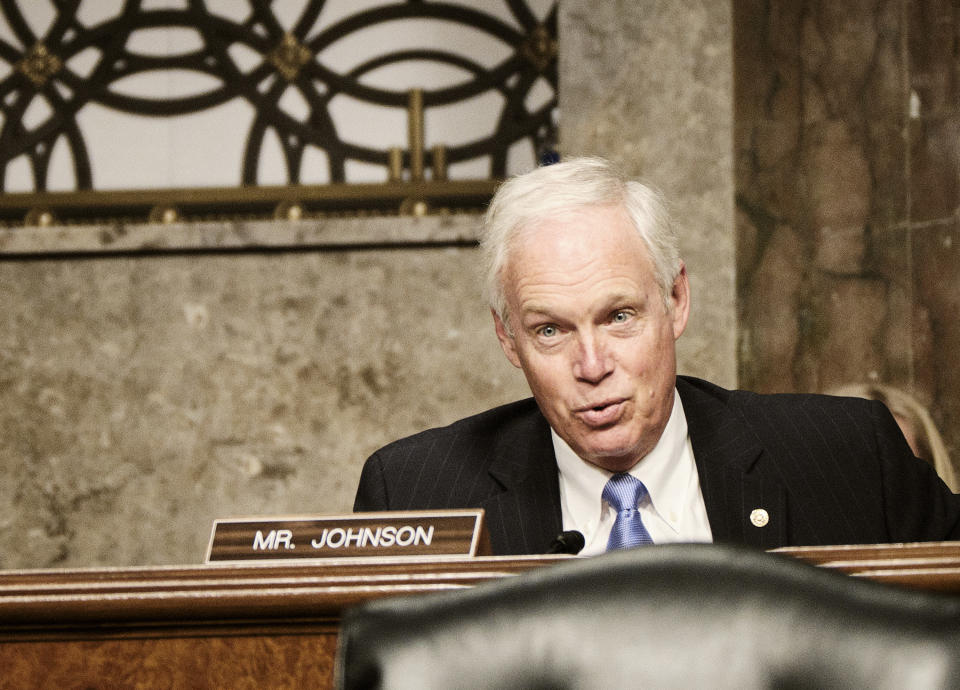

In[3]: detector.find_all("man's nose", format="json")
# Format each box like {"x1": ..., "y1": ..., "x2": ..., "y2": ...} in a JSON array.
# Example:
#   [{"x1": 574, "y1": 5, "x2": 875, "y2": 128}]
[{"x1": 573, "y1": 331, "x2": 614, "y2": 383}]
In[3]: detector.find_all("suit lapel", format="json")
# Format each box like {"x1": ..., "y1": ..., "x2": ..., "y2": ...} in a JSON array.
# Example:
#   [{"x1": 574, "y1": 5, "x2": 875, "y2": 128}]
[
  {"x1": 678, "y1": 377, "x2": 787, "y2": 548},
  {"x1": 480, "y1": 408, "x2": 563, "y2": 555}
]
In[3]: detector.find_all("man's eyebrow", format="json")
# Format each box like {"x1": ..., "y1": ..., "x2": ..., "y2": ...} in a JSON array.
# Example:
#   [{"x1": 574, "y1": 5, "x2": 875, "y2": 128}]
[
  {"x1": 595, "y1": 293, "x2": 650, "y2": 314},
  {"x1": 518, "y1": 304, "x2": 560, "y2": 320},
  {"x1": 517, "y1": 294, "x2": 649, "y2": 323},
  {"x1": 604, "y1": 292, "x2": 642, "y2": 306}
]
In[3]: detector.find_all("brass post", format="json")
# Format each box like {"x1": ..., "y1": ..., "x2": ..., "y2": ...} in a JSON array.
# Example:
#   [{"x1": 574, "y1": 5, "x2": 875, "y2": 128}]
[
  {"x1": 407, "y1": 89, "x2": 424, "y2": 182},
  {"x1": 431, "y1": 144, "x2": 447, "y2": 181},
  {"x1": 388, "y1": 147, "x2": 404, "y2": 182}
]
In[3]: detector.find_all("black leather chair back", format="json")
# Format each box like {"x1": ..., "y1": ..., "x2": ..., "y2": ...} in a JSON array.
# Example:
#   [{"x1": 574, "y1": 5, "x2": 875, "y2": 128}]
[{"x1": 336, "y1": 543, "x2": 960, "y2": 689}]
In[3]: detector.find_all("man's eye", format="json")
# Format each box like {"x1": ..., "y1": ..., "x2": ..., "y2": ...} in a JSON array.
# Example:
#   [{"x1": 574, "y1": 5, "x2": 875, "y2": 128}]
[
  {"x1": 538, "y1": 325, "x2": 558, "y2": 338},
  {"x1": 612, "y1": 311, "x2": 629, "y2": 323}
]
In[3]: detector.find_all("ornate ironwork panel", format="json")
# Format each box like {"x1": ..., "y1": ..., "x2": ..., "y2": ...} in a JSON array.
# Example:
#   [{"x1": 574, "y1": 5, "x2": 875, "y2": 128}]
[{"x1": 0, "y1": 0, "x2": 558, "y2": 199}]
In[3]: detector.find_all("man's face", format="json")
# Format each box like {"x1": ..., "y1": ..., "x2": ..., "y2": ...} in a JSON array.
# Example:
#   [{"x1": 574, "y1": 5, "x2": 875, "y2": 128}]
[{"x1": 494, "y1": 203, "x2": 689, "y2": 473}]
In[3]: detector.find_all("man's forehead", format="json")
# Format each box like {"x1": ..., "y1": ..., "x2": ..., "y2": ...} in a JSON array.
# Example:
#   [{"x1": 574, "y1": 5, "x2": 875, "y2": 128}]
[
  {"x1": 505, "y1": 210, "x2": 653, "y2": 277},
  {"x1": 504, "y1": 253, "x2": 658, "y2": 324}
]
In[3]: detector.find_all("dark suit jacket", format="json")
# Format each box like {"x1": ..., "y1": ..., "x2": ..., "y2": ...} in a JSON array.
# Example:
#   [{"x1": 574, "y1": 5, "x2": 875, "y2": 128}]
[{"x1": 354, "y1": 376, "x2": 960, "y2": 555}]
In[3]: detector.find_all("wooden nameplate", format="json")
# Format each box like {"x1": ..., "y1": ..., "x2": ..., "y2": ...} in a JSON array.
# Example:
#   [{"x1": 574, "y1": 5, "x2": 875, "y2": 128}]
[{"x1": 205, "y1": 509, "x2": 491, "y2": 563}]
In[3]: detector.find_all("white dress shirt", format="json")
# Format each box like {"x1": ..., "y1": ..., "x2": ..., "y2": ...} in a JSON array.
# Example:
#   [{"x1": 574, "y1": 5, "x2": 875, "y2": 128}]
[{"x1": 554, "y1": 388, "x2": 713, "y2": 556}]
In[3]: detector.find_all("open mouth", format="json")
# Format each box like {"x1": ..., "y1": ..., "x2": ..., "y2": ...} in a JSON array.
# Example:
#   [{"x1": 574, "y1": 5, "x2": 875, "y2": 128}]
[{"x1": 576, "y1": 400, "x2": 624, "y2": 427}]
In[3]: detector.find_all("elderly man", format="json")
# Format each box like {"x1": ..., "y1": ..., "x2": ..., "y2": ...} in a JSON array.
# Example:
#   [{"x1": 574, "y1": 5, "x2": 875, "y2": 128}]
[{"x1": 354, "y1": 157, "x2": 960, "y2": 555}]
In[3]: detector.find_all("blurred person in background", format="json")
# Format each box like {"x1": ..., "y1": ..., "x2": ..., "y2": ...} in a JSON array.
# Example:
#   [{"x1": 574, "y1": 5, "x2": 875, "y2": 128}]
[{"x1": 830, "y1": 383, "x2": 958, "y2": 492}]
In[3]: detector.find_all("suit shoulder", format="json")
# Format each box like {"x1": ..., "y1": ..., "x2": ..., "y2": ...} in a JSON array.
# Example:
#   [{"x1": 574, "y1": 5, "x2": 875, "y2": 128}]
[
  {"x1": 678, "y1": 375, "x2": 871, "y2": 415},
  {"x1": 730, "y1": 387, "x2": 876, "y2": 417},
  {"x1": 677, "y1": 375, "x2": 882, "y2": 447},
  {"x1": 355, "y1": 397, "x2": 549, "y2": 512},
  {"x1": 372, "y1": 397, "x2": 545, "y2": 457}
]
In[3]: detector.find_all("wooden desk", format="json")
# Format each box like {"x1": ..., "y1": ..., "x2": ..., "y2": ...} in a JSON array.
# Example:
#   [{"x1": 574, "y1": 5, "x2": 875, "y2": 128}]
[{"x1": 2, "y1": 543, "x2": 959, "y2": 688}]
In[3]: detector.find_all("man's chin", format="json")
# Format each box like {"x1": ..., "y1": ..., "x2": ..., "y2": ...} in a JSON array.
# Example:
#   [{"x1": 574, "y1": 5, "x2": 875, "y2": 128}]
[{"x1": 577, "y1": 442, "x2": 644, "y2": 473}]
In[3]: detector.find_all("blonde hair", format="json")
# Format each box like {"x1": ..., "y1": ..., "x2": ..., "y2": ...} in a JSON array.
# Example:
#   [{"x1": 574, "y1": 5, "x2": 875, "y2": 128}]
[{"x1": 829, "y1": 383, "x2": 959, "y2": 492}]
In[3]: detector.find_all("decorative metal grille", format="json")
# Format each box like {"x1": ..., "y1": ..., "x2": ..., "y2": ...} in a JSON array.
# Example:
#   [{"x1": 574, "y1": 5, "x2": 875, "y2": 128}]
[{"x1": 0, "y1": 0, "x2": 558, "y2": 204}]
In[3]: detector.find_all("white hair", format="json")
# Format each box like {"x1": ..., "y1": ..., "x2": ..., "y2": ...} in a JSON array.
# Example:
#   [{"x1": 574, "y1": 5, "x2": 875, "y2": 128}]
[{"x1": 479, "y1": 157, "x2": 683, "y2": 326}]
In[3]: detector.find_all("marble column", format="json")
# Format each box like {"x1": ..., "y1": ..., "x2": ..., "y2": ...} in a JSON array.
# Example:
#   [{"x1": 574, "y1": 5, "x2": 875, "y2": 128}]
[{"x1": 560, "y1": 0, "x2": 738, "y2": 388}]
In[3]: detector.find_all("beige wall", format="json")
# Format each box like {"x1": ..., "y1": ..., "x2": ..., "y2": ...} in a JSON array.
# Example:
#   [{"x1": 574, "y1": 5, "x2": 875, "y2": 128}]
[
  {"x1": 0, "y1": 218, "x2": 529, "y2": 568},
  {"x1": 560, "y1": 0, "x2": 737, "y2": 387}
]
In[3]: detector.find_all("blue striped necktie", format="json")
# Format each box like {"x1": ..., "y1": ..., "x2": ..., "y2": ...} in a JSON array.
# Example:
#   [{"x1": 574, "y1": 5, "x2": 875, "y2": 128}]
[{"x1": 603, "y1": 473, "x2": 654, "y2": 550}]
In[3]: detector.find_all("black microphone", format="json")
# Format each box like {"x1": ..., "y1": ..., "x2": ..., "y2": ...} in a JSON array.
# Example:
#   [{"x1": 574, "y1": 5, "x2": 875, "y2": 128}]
[{"x1": 547, "y1": 530, "x2": 585, "y2": 555}]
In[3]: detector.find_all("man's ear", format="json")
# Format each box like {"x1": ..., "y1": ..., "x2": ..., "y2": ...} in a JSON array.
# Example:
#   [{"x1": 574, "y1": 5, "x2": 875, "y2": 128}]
[
  {"x1": 670, "y1": 262, "x2": 691, "y2": 340},
  {"x1": 493, "y1": 309, "x2": 522, "y2": 368}
]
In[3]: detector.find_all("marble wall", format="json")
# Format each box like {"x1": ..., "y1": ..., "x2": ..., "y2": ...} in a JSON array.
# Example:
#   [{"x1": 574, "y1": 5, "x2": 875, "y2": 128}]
[
  {"x1": 560, "y1": 0, "x2": 737, "y2": 387},
  {"x1": 0, "y1": 218, "x2": 530, "y2": 569},
  {"x1": 734, "y1": 0, "x2": 960, "y2": 475}
]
